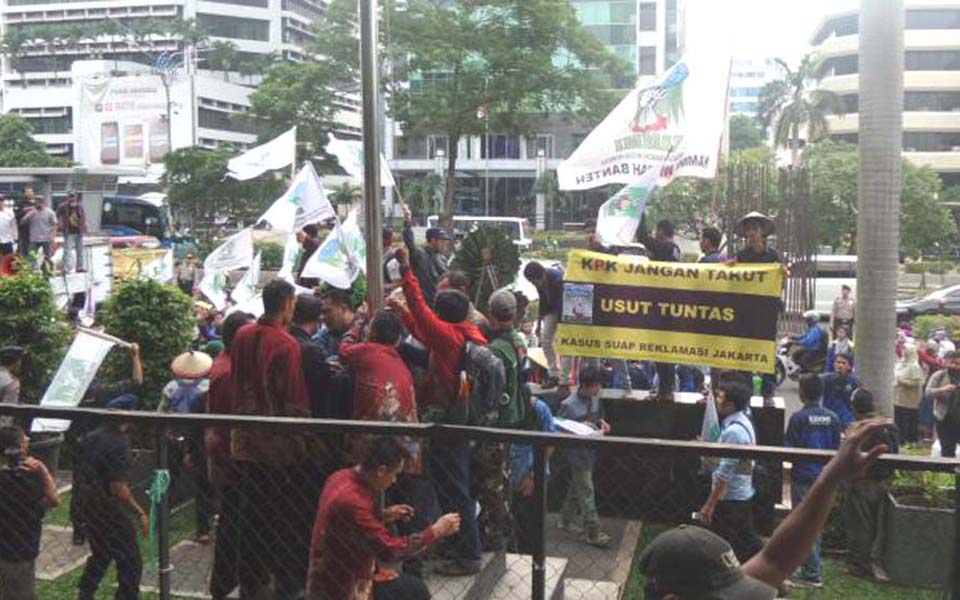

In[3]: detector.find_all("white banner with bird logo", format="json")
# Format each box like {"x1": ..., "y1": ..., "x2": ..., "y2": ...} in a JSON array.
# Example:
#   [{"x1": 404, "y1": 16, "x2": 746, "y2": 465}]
[
  {"x1": 558, "y1": 53, "x2": 730, "y2": 190},
  {"x1": 301, "y1": 209, "x2": 366, "y2": 289},
  {"x1": 33, "y1": 331, "x2": 117, "y2": 432}
]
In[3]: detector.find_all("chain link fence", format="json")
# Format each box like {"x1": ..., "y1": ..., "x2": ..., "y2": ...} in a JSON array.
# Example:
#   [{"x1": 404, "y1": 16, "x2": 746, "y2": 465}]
[{"x1": 1, "y1": 404, "x2": 958, "y2": 600}]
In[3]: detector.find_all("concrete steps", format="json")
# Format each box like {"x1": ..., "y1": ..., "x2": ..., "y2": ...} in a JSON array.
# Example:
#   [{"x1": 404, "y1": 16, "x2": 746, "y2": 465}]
[{"x1": 425, "y1": 552, "x2": 568, "y2": 600}]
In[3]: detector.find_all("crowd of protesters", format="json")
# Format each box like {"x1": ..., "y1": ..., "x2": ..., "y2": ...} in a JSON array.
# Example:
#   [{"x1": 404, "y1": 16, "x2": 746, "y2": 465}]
[{"x1": 0, "y1": 203, "x2": 946, "y2": 600}]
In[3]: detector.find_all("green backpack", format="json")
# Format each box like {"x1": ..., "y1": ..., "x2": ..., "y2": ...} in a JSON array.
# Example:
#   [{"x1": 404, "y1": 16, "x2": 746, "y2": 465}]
[{"x1": 488, "y1": 334, "x2": 526, "y2": 428}]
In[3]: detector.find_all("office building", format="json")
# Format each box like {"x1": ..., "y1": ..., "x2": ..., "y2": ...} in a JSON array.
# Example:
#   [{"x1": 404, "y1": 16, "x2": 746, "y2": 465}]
[
  {"x1": 0, "y1": 0, "x2": 360, "y2": 167},
  {"x1": 811, "y1": 0, "x2": 960, "y2": 187},
  {"x1": 728, "y1": 57, "x2": 778, "y2": 117}
]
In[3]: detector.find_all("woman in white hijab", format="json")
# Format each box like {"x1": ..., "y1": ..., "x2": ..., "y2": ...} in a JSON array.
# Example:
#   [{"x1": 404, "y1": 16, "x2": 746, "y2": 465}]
[{"x1": 895, "y1": 343, "x2": 925, "y2": 443}]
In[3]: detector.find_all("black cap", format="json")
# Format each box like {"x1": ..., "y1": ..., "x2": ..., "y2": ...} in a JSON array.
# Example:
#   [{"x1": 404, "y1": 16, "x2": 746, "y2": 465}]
[
  {"x1": 66, "y1": 189, "x2": 77, "y2": 198},
  {"x1": 638, "y1": 526, "x2": 776, "y2": 600},
  {"x1": 426, "y1": 227, "x2": 450, "y2": 242},
  {"x1": 0, "y1": 346, "x2": 26, "y2": 365}
]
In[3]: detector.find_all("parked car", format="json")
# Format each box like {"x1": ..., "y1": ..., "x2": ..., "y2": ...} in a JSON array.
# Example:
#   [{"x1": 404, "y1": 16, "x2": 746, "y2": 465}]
[{"x1": 897, "y1": 284, "x2": 960, "y2": 317}]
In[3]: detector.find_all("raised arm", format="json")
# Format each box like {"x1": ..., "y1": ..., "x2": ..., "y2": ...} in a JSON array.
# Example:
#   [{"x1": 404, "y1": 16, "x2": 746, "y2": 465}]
[{"x1": 396, "y1": 247, "x2": 454, "y2": 344}]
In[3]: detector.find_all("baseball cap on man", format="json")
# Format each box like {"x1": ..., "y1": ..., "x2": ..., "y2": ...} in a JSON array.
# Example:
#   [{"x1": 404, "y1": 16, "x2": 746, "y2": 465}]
[
  {"x1": 638, "y1": 525, "x2": 776, "y2": 599},
  {"x1": 425, "y1": 227, "x2": 451, "y2": 242}
]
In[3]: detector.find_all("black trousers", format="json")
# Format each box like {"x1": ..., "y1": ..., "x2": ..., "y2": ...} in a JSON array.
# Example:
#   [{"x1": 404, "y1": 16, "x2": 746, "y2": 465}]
[
  {"x1": 656, "y1": 362, "x2": 676, "y2": 395},
  {"x1": 237, "y1": 462, "x2": 323, "y2": 599},
  {"x1": 895, "y1": 406, "x2": 919, "y2": 444},
  {"x1": 711, "y1": 499, "x2": 763, "y2": 563},
  {"x1": 77, "y1": 509, "x2": 142, "y2": 600},
  {"x1": 510, "y1": 489, "x2": 537, "y2": 555},
  {"x1": 386, "y1": 473, "x2": 438, "y2": 578},
  {"x1": 374, "y1": 574, "x2": 430, "y2": 600},
  {"x1": 937, "y1": 419, "x2": 960, "y2": 458},
  {"x1": 210, "y1": 483, "x2": 242, "y2": 599}
]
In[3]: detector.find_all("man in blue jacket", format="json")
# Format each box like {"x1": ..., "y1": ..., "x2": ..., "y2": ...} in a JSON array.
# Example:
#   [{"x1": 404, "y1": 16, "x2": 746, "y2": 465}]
[
  {"x1": 791, "y1": 311, "x2": 827, "y2": 372},
  {"x1": 822, "y1": 353, "x2": 859, "y2": 429},
  {"x1": 785, "y1": 374, "x2": 841, "y2": 588}
]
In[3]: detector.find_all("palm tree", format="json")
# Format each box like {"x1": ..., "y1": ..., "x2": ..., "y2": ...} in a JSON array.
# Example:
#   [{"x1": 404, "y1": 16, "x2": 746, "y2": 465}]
[
  {"x1": 207, "y1": 40, "x2": 238, "y2": 82},
  {"x1": 758, "y1": 54, "x2": 845, "y2": 165},
  {"x1": 856, "y1": 0, "x2": 903, "y2": 417}
]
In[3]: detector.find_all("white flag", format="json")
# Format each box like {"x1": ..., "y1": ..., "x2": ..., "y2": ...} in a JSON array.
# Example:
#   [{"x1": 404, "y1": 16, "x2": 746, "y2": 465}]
[
  {"x1": 227, "y1": 293, "x2": 265, "y2": 318},
  {"x1": 204, "y1": 228, "x2": 254, "y2": 273},
  {"x1": 558, "y1": 53, "x2": 730, "y2": 190},
  {"x1": 140, "y1": 249, "x2": 174, "y2": 283},
  {"x1": 199, "y1": 268, "x2": 229, "y2": 311},
  {"x1": 227, "y1": 127, "x2": 297, "y2": 181},
  {"x1": 33, "y1": 331, "x2": 117, "y2": 432},
  {"x1": 231, "y1": 251, "x2": 261, "y2": 306},
  {"x1": 327, "y1": 133, "x2": 397, "y2": 188},
  {"x1": 277, "y1": 232, "x2": 301, "y2": 283},
  {"x1": 257, "y1": 162, "x2": 336, "y2": 232},
  {"x1": 700, "y1": 387, "x2": 722, "y2": 472},
  {"x1": 596, "y1": 163, "x2": 662, "y2": 248},
  {"x1": 300, "y1": 210, "x2": 366, "y2": 289}
]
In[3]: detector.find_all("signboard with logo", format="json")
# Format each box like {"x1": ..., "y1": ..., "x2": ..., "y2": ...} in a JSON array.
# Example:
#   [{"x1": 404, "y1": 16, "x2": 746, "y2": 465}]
[
  {"x1": 558, "y1": 54, "x2": 730, "y2": 190},
  {"x1": 556, "y1": 250, "x2": 783, "y2": 373}
]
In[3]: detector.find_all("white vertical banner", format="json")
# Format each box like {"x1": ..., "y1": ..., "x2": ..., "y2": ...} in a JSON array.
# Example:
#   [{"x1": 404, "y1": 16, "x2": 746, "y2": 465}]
[
  {"x1": 277, "y1": 232, "x2": 301, "y2": 283},
  {"x1": 140, "y1": 249, "x2": 175, "y2": 283},
  {"x1": 204, "y1": 228, "x2": 254, "y2": 273},
  {"x1": 557, "y1": 53, "x2": 730, "y2": 190},
  {"x1": 595, "y1": 162, "x2": 663, "y2": 248},
  {"x1": 32, "y1": 332, "x2": 117, "y2": 432},
  {"x1": 300, "y1": 210, "x2": 366, "y2": 289},
  {"x1": 231, "y1": 251, "x2": 261, "y2": 307},
  {"x1": 199, "y1": 269, "x2": 229, "y2": 311}
]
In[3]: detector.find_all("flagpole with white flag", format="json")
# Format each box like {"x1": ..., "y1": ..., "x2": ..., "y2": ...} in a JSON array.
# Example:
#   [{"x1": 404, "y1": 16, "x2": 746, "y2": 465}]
[{"x1": 595, "y1": 160, "x2": 665, "y2": 248}]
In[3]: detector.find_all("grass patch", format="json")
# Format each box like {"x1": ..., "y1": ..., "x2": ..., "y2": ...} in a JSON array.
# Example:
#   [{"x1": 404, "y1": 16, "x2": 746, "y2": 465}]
[
  {"x1": 38, "y1": 500, "x2": 197, "y2": 600},
  {"x1": 621, "y1": 522, "x2": 943, "y2": 600}
]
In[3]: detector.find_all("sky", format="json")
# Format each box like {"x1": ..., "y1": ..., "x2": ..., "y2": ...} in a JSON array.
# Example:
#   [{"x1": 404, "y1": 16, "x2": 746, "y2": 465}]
[{"x1": 684, "y1": 0, "x2": 859, "y2": 64}]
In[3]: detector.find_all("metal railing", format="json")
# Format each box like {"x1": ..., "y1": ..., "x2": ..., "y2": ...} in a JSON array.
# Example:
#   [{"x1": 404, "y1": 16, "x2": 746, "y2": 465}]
[{"x1": 2, "y1": 403, "x2": 959, "y2": 600}]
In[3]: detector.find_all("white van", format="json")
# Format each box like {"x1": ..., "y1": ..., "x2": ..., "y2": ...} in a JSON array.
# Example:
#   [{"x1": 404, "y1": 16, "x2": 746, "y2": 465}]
[
  {"x1": 814, "y1": 255, "x2": 857, "y2": 319},
  {"x1": 426, "y1": 215, "x2": 533, "y2": 251}
]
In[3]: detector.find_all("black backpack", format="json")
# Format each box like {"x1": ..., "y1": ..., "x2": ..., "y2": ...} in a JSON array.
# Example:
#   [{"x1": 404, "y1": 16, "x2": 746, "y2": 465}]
[{"x1": 452, "y1": 341, "x2": 506, "y2": 426}]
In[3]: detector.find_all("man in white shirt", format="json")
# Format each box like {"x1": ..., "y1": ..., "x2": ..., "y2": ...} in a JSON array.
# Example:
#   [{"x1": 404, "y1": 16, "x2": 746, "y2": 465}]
[{"x1": 0, "y1": 196, "x2": 17, "y2": 257}]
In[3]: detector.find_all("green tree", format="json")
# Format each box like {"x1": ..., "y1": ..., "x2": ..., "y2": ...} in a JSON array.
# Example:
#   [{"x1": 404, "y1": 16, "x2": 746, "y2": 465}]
[
  {"x1": 391, "y1": 0, "x2": 625, "y2": 225},
  {"x1": 98, "y1": 279, "x2": 195, "y2": 409},
  {"x1": 163, "y1": 146, "x2": 286, "y2": 230},
  {"x1": 246, "y1": 0, "x2": 368, "y2": 157},
  {"x1": 802, "y1": 140, "x2": 859, "y2": 252},
  {"x1": 0, "y1": 114, "x2": 69, "y2": 167},
  {"x1": 901, "y1": 162, "x2": 956, "y2": 257},
  {"x1": 729, "y1": 114, "x2": 766, "y2": 151},
  {"x1": 758, "y1": 54, "x2": 844, "y2": 165},
  {"x1": 399, "y1": 174, "x2": 441, "y2": 218},
  {"x1": 330, "y1": 181, "x2": 362, "y2": 209},
  {"x1": 0, "y1": 271, "x2": 70, "y2": 404},
  {"x1": 207, "y1": 40, "x2": 239, "y2": 82}
]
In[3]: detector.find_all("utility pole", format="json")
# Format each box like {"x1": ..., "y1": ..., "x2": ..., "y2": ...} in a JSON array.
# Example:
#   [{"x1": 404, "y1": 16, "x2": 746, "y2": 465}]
[{"x1": 360, "y1": 0, "x2": 384, "y2": 311}]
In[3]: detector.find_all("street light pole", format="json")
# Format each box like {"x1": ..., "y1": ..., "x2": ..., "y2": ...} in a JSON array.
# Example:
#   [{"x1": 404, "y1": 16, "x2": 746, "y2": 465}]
[{"x1": 360, "y1": 0, "x2": 384, "y2": 311}]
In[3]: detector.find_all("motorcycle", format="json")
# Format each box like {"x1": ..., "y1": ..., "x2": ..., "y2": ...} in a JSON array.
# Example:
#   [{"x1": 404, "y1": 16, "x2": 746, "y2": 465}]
[{"x1": 776, "y1": 336, "x2": 826, "y2": 385}]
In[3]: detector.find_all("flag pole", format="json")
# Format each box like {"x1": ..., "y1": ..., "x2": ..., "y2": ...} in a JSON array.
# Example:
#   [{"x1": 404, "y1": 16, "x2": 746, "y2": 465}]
[
  {"x1": 710, "y1": 58, "x2": 734, "y2": 224},
  {"x1": 77, "y1": 327, "x2": 134, "y2": 349},
  {"x1": 360, "y1": 0, "x2": 384, "y2": 311}
]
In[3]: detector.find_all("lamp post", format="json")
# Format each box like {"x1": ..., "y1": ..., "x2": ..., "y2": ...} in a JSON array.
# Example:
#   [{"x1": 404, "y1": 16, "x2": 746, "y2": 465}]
[
  {"x1": 434, "y1": 148, "x2": 446, "y2": 216},
  {"x1": 360, "y1": 0, "x2": 384, "y2": 311},
  {"x1": 535, "y1": 148, "x2": 546, "y2": 231}
]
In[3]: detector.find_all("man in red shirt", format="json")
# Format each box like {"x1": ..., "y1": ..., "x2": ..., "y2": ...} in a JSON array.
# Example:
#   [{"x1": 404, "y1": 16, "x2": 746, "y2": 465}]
[
  {"x1": 388, "y1": 246, "x2": 487, "y2": 575},
  {"x1": 229, "y1": 279, "x2": 322, "y2": 599},
  {"x1": 204, "y1": 310, "x2": 254, "y2": 600},
  {"x1": 339, "y1": 310, "x2": 437, "y2": 578},
  {"x1": 307, "y1": 436, "x2": 461, "y2": 600}
]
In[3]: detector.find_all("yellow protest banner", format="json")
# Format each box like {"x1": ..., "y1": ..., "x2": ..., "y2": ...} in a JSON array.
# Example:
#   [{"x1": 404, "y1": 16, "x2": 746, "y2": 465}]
[{"x1": 556, "y1": 250, "x2": 783, "y2": 373}]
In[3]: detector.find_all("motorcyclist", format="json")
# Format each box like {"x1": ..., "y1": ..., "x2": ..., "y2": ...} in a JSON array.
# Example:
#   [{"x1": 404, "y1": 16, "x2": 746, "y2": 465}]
[{"x1": 790, "y1": 311, "x2": 828, "y2": 373}]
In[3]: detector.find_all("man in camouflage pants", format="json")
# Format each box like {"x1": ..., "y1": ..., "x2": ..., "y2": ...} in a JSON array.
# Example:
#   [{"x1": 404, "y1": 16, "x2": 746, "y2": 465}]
[{"x1": 473, "y1": 289, "x2": 527, "y2": 552}]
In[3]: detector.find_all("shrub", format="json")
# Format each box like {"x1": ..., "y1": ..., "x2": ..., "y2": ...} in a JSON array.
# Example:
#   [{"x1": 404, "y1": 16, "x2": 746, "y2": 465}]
[
  {"x1": 0, "y1": 272, "x2": 70, "y2": 403},
  {"x1": 913, "y1": 314, "x2": 960, "y2": 342},
  {"x1": 255, "y1": 242, "x2": 284, "y2": 270},
  {"x1": 904, "y1": 260, "x2": 954, "y2": 274},
  {"x1": 97, "y1": 279, "x2": 195, "y2": 409}
]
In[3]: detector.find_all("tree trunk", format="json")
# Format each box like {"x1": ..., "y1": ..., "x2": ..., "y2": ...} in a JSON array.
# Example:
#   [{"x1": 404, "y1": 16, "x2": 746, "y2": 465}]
[
  {"x1": 441, "y1": 134, "x2": 459, "y2": 230},
  {"x1": 790, "y1": 122, "x2": 800, "y2": 166},
  {"x1": 857, "y1": 0, "x2": 903, "y2": 417}
]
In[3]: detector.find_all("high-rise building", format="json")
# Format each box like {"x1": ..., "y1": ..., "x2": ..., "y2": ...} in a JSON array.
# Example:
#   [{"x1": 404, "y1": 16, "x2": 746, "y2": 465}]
[
  {"x1": 0, "y1": 0, "x2": 360, "y2": 164},
  {"x1": 811, "y1": 0, "x2": 960, "y2": 188},
  {"x1": 390, "y1": 0, "x2": 685, "y2": 218},
  {"x1": 728, "y1": 58, "x2": 778, "y2": 117}
]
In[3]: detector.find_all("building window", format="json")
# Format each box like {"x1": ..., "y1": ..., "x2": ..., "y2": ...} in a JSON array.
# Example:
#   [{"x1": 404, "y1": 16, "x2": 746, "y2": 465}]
[
  {"x1": 197, "y1": 14, "x2": 270, "y2": 41},
  {"x1": 906, "y1": 51, "x2": 960, "y2": 71},
  {"x1": 905, "y1": 91, "x2": 960, "y2": 112},
  {"x1": 731, "y1": 87, "x2": 762, "y2": 97},
  {"x1": 198, "y1": 108, "x2": 265, "y2": 135},
  {"x1": 584, "y1": 25, "x2": 635, "y2": 45},
  {"x1": 831, "y1": 133, "x2": 859, "y2": 145},
  {"x1": 904, "y1": 132, "x2": 960, "y2": 152},
  {"x1": 819, "y1": 55, "x2": 858, "y2": 77},
  {"x1": 638, "y1": 3, "x2": 656, "y2": 31},
  {"x1": 204, "y1": 0, "x2": 269, "y2": 7},
  {"x1": 428, "y1": 135, "x2": 449, "y2": 159},
  {"x1": 526, "y1": 134, "x2": 555, "y2": 159},
  {"x1": 639, "y1": 47, "x2": 657, "y2": 76},
  {"x1": 906, "y1": 9, "x2": 960, "y2": 30},
  {"x1": 282, "y1": 0, "x2": 325, "y2": 21},
  {"x1": 841, "y1": 94, "x2": 859, "y2": 113},
  {"x1": 482, "y1": 135, "x2": 521, "y2": 159},
  {"x1": 730, "y1": 101, "x2": 759, "y2": 113}
]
